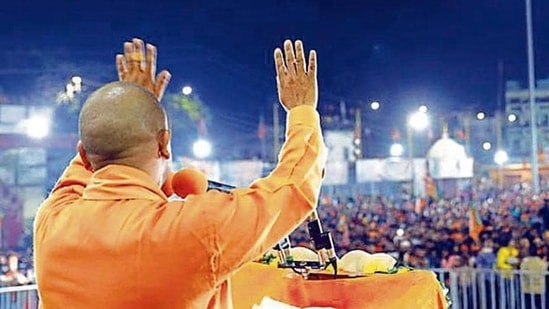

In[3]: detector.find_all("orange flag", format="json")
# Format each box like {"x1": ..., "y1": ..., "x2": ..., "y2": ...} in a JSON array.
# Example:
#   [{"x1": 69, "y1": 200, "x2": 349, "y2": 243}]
[
  {"x1": 391, "y1": 128, "x2": 401, "y2": 141},
  {"x1": 455, "y1": 128, "x2": 466, "y2": 140},
  {"x1": 197, "y1": 117, "x2": 207, "y2": 135},
  {"x1": 337, "y1": 214, "x2": 351, "y2": 247},
  {"x1": 415, "y1": 197, "x2": 426, "y2": 214},
  {"x1": 423, "y1": 173, "x2": 437, "y2": 200},
  {"x1": 469, "y1": 204, "x2": 483, "y2": 241},
  {"x1": 257, "y1": 115, "x2": 266, "y2": 140}
]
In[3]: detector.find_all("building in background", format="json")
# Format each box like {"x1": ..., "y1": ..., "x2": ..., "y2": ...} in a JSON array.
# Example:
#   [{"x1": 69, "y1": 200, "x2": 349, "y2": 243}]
[
  {"x1": 0, "y1": 102, "x2": 77, "y2": 250},
  {"x1": 504, "y1": 79, "x2": 549, "y2": 163},
  {"x1": 456, "y1": 112, "x2": 497, "y2": 166}
]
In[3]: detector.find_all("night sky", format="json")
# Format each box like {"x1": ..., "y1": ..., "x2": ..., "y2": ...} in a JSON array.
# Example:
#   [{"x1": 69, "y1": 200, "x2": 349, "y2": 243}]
[{"x1": 1, "y1": 0, "x2": 549, "y2": 157}]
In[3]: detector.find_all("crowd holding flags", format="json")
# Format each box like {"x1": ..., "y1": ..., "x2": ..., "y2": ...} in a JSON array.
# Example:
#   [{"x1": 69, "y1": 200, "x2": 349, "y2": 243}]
[
  {"x1": 423, "y1": 164, "x2": 437, "y2": 203},
  {"x1": 469, "y1": 202, "x2": 484, "y2": 242}
]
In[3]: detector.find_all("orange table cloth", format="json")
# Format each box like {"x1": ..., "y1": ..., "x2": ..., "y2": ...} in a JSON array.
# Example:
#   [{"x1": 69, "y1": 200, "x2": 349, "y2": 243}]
[{"x1": 231, "y1": 262, "x2": 448, "y2": 309}]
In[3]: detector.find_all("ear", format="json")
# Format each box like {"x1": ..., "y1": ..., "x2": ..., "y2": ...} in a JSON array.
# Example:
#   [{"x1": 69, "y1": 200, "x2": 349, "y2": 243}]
[
  {"x1": 77, "y1": 141, "x2": 94, "y2": 171},
  {"x1": 158, "y1": 129, "x2": 171, "y2": 160}
]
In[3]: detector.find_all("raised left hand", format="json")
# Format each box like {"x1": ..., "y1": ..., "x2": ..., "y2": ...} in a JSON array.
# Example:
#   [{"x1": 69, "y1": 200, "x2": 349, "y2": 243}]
[{"x1": 116, "y1": 38, "x2": 171, "y2": 101}]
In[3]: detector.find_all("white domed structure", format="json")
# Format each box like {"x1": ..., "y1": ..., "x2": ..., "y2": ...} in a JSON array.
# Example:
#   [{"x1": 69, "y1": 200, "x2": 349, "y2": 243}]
[
  {"x1": 427, "y1": 133, "x2": 468, "y2": 162},
  {"x1": 426, "y1": 132, "x2": 474, "y2": 180}
]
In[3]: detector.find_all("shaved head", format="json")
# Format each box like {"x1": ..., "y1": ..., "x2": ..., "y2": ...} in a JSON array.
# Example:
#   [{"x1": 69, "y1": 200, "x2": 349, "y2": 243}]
[{"x1": 79, "y1": 81, "x2": 168, "y2": 170}]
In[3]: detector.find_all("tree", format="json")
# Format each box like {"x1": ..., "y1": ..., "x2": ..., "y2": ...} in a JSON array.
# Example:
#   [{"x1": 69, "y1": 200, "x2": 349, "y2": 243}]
[{"x1": 164, "y1": 93, "x2": 212, "y2": 157}]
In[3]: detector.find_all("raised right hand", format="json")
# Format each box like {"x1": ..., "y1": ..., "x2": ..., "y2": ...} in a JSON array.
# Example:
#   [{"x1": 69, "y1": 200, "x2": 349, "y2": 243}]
[{"x1": 274, "y1": 40, "x2": 318, "y2": 110}]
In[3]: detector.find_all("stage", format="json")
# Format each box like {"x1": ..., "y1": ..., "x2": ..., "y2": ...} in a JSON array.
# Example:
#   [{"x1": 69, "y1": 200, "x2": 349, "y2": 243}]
[{"x1": 231, "y1": 262, "x2": 449, "y2": 309}]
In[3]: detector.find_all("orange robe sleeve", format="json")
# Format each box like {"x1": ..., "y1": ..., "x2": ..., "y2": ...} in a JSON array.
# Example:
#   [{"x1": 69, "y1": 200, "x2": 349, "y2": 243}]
[{"x1": 178, "y1": 105, "x2": 327, "y2": 282}]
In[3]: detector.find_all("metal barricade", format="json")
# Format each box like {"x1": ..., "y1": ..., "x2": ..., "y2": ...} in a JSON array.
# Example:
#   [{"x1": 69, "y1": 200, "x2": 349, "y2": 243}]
[
  {"x1": 0, "y1": 284, "x2": 38, "y2": 309},
  {"x1": 432, "y1": 268, "x2": 549, "y2": 309},
  {"x1": 1, "y1": 270, "x2": 548, "y2": 309}
]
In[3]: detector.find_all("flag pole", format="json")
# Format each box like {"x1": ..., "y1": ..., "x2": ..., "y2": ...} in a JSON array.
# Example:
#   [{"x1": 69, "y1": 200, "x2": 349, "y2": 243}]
[{"x1": 273, "y1": 103, "x2": 281, "y2": 162}]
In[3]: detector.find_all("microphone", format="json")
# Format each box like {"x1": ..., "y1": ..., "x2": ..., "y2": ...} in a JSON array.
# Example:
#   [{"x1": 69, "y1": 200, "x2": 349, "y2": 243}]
[
  {"x1": 307, "y1": 209, "x2": 338, "y2": 270},
  {"x1": 170, "y1": 168, "x2": 235, "y2": 198}
]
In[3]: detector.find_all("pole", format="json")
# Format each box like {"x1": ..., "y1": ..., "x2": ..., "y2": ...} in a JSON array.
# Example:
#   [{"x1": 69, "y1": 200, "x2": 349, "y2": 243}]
[
  {"x1": 407, "y1": 125, "x2": 415, "y2": 198},
  {"x1": 259, "y1": 115, "x2": 267, "y2": 161},
  {"x1": 273, "y1": 103, "x2": 280, "y2": 162},
  {"x1": 463, "y1": 115, "x2": 471, "y2": 155},
  {"x1": 495, "y1": 111, "x2": 504, "y2": 189},
  {"x1": 495, "y1": 111, "x2": 503, "y2": 151},
  {"x1": 354, "y1": 108, "x2": 362, "y2": 159},
  {"x1": 526, "y1": 0, "x2": 540, "y2": 193}
]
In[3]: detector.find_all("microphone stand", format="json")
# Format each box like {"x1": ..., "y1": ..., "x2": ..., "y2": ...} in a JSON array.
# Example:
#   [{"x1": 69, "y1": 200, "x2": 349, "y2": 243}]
[{"x1": 275, "y1": 209, "x2": 338, "y2": 279}]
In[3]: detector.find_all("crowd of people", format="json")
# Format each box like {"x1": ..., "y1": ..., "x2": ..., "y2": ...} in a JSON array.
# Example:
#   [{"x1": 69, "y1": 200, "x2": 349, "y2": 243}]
[
  {"x1": 0, "y1": 251, "x2": 34, "y2": 287},
  {"x1": 287, "y1": 184, "x2": 549, "y2": 307},
  {"x1": 0, "y1": 180, "x2": 34, "y2": 288},
  {"x1": 288, "y1": 183, "x2": 549, "y2": 272}
]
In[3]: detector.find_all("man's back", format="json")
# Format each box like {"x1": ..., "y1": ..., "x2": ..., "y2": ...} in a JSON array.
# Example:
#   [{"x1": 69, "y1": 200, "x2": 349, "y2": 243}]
[{"x1": 35, "y1": 165, "x2": 220, "y2": 308}]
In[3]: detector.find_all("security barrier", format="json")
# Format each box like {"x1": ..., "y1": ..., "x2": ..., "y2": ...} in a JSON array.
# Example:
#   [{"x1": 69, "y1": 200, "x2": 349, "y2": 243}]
[
  {"x1": 432, "y1": 268, "x2": 548, "y2": 309},
  {"x1": 0, "y1": 284, "x2": 38, "y2": 309},
  {"x1": 1, "y1": 269, "x2": 549, "y2": 308}
]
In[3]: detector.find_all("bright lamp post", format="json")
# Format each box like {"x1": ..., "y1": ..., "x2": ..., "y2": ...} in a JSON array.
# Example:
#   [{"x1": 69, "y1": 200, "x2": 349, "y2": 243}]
[
  {"x1": 494, "y1": 149, "x2": 508, "y2": 166},
  {"x1": 193, "y1": 139, "x2": 212, "y2": 159},
  {"x1": 67, "y1": 76, "x2": 82, "y2": 99},
  {"x1": 182, "y1": 86, "x2": 193, "y2": 96},
  {"x1": 525, "y1": 0, "x2": 540, "y2": 193},
  {"x1": 390, "y1": 143, "x2": 404, "y2": 157},
  {"x1": 24, "y1": 115, "x2": 51, "y2": 139},
  {"x1": 407, "y1": 108, "x2": 429, "y2": 198},
  {"x1": 494, "y1": 149, "x2": 508, "y2": 189}
]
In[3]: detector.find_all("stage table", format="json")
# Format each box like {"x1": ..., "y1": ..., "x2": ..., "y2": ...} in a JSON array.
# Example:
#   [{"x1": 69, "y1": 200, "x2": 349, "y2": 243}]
[{"x1": 231, "y1": 262, "x2": 448, "y2": 309}]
